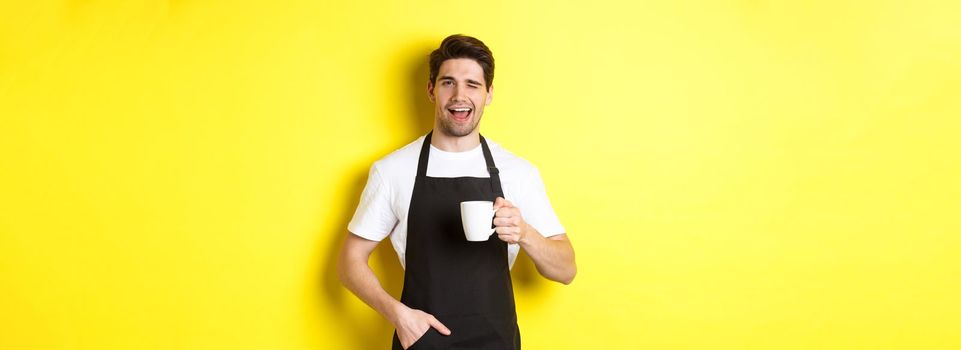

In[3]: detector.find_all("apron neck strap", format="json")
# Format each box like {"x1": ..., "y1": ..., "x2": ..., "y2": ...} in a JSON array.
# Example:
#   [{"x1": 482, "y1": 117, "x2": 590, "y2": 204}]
[
  {"x1": 416, "y1": 131, "x2": 433, "y2": 178},
  {"x1": 416, "y1": 131, "x2": 505, "y2": 199},
  {"x1": 479, "y1": 134, "x2": 504, "y2": 199}
]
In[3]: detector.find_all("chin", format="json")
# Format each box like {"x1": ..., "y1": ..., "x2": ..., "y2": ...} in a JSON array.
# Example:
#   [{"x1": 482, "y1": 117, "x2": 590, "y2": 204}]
[{"x1": 440, "y1": 123, "x2": 476, "y2": 137}]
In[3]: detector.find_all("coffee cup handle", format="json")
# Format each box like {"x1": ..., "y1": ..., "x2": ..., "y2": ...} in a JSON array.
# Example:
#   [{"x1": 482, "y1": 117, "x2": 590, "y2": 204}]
[
  {"x1": 489, "y1": 214, "x2": 497, "y2": 236},
  {"x1": 488, "y1": 210, "x2": 497, "y2": 236}
]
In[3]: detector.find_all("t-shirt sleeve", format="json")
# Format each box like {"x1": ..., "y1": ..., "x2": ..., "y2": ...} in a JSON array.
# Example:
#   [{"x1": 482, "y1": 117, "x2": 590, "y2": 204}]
[
  {"x1": 347, "y1": 164, "x2": 397, "y2": 241},
  {"x1": 518, "y1": 165, "x2": 566, "y2": 237}
]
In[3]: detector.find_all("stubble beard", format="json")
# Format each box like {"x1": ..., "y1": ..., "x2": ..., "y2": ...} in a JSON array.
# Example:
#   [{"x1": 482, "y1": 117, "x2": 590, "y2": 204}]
[{"x1": 438, "y1": 113, "x2": 481, "y2": 137}]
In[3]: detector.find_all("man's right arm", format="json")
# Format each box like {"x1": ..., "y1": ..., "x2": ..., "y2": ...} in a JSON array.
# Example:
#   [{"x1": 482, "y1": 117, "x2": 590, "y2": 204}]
[{"x1": 336, "y1": 233, "x2": 451, "y2": 348}]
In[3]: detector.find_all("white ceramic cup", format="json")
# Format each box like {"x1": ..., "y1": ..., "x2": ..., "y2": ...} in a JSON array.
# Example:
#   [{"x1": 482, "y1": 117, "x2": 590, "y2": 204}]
[{"x1": 460, "y1": 200, "x2": 496, "y2": 241}]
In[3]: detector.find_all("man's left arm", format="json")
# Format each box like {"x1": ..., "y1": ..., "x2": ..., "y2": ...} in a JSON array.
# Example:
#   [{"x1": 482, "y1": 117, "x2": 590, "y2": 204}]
[{"x1": 493, "y1": 197, "x2": 576, "y2": 284}]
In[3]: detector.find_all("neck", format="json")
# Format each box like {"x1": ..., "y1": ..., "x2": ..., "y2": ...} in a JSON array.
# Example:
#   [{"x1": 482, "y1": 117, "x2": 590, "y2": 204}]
[{"x1": 430, "y1": 126, "x2": 481, "y2": 152}]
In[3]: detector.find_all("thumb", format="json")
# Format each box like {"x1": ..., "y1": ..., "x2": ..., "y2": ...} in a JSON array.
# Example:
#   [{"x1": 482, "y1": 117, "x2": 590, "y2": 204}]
[
  {"x1": 428, "y1": 315, "x2": 451, "y2": 336},
  {"x1": 493, "y1": 197, "x2": 508, "y2": 210}
]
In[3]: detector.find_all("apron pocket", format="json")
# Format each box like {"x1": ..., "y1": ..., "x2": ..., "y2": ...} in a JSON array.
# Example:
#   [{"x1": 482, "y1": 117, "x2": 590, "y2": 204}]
[
  {"x1": 408, "y1": 328, "x2": 440, "y2": 350},
  {"x1": 441, "y1": 314, "x2": 510, "y2": 349}
]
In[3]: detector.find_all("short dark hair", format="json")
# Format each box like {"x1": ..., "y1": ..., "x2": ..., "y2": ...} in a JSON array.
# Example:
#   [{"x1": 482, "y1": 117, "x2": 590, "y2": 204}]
[{"x1": 429, "y1": 34, "x2": 494, "y2": 90}]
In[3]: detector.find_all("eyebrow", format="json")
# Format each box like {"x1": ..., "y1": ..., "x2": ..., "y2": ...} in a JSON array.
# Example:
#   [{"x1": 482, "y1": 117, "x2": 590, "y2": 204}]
[{"x1": 438, "y1": 75, "x2": 485, "y2": 86}]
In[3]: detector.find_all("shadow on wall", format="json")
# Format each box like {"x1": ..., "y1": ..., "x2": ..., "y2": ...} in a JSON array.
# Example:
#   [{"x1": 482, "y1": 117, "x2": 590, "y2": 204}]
[{"x1": 316, "y1": 41, "x2": 547, "y2": 349}]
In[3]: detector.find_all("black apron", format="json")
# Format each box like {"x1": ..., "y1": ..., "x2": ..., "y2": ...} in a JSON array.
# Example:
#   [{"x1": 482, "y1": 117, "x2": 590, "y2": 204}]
[{"x1": 391, "y1": 131, "x2": 520, "y2": 349}]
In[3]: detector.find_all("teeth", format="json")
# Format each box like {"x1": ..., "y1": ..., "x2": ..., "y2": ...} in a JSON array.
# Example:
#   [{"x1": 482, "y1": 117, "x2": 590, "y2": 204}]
[{"x1": 452, "y1": 108, "x2": 471, "y2": 112}]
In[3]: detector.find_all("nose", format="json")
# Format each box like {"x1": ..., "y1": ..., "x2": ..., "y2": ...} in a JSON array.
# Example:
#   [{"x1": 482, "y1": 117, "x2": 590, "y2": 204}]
[{"x1": 451, "y1": 84, "x2": 467, "y2": 102}]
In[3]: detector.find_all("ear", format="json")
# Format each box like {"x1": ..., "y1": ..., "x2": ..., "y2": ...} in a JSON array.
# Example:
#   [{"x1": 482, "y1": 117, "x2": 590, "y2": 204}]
[
  {"x1": 485, "y1": 85, "x2": 494, "y2": 106},
  {"x1": 427, "y1": 81, "x2": 435, "y2": 103}
]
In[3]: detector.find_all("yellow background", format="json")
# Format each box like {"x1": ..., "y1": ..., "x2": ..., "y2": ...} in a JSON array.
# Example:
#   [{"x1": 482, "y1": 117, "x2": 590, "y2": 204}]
[{"x1": 2, "y1": 1, "x2": 960, "y2": 349}]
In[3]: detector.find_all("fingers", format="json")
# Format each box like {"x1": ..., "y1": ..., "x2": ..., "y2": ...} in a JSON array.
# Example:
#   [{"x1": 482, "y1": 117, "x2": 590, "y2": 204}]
[
  {"x1": 493, "y1": 216, "x2": 521, "y2": 227},
  {"x1": 492, "y1": 198, "x2": 523, "y2": 244},
  {"x1": 495, "y1": 226, "x2": 522, "y2": 236},
  {"x1": 495, "y1": 226, "x2": 522, "y2": 244},
  {"x1": 494, "y1": 206, "x2": 519, "y2": 218},
  {"x1": 428, "y1": 315, "x2": 451, "y2": 335}
]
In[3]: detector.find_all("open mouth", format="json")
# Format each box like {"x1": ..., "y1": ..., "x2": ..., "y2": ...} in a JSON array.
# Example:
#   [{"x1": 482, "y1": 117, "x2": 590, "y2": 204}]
[{"x1": 447, "y1": 107, "x2": 473, "y2": 122}]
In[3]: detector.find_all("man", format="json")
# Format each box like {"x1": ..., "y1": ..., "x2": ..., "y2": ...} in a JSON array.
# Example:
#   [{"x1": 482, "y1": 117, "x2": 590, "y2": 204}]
[{"x1": 337, "y1": 34, "x2": 576, "y2": 350}]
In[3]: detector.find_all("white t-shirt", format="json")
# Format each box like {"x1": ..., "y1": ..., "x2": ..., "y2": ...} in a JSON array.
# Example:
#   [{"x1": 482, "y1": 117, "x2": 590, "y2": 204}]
[{"x1": 348, "y1": 135, "x2": 565, "y2": 269}]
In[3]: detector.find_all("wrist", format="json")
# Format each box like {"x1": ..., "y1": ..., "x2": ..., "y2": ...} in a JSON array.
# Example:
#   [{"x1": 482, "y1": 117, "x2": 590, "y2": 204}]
[
  {"x1": 518, "y1": 223, "x2": 540, "y2": 246},
  {"x1": 384, "y1": 300, "x2": 408, "y2": 326}
]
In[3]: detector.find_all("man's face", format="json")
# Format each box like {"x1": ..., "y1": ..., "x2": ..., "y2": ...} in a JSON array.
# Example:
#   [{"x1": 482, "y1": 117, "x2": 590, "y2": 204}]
[{"x1": 428, "y1": 58, "x2": 493, "y2": 137}]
